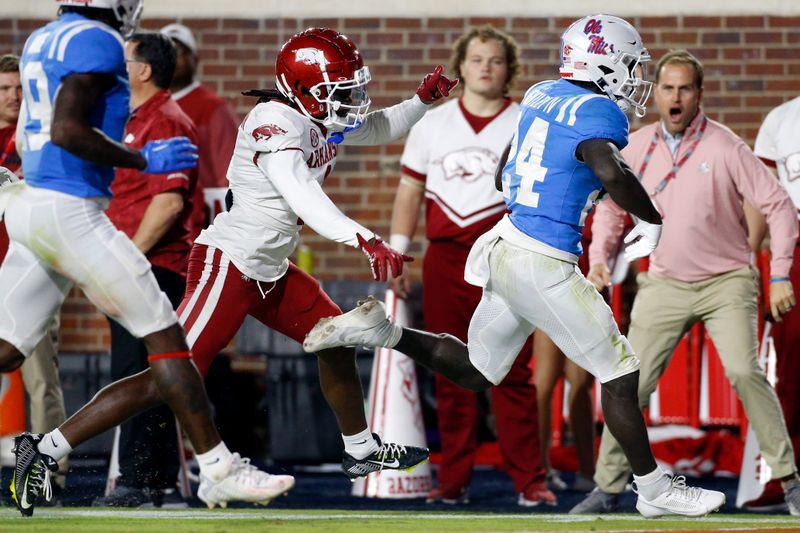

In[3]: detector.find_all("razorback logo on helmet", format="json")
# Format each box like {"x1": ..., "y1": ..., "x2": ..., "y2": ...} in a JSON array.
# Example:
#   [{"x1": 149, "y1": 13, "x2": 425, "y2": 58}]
[
  {"x1": 252, "y1": 124, "x2": 288, "y2": 142},
  {"x1": 295, "y1": 48, "x2": 328, "y2": 66}
]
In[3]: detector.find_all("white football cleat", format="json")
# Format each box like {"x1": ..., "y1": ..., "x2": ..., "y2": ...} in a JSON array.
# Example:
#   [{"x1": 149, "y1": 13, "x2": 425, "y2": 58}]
[
  {"x1": 634, "y1": 475, "x2": 725, "y2": 518},
  {"x1": 197, "y1": 453, "x2": 295, "y2": 509},
  {"x1": 303, "y1": 296, "x2": 401, "y2": 353}
]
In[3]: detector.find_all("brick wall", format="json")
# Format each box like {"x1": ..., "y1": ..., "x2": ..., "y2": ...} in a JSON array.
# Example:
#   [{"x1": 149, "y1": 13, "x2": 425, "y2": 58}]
[{"x1": 2, "y1": 15, "x2": 799, "y2": 352}]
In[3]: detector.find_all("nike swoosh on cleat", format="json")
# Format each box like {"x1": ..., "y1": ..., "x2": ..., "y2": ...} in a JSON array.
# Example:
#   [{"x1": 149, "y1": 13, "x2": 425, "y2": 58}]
[
  {"x1": 367, "y1": 458, "x2": 400, "y2": 468},
  {"x1": 353, "y1": 439, "x2": 369, "y2": 445},
  {"x1": 50, "y1": 436, "x2": 59, "y2": 448},
  {"x1": 20, "y1": 477, "x2": 32, "y2": 510}
]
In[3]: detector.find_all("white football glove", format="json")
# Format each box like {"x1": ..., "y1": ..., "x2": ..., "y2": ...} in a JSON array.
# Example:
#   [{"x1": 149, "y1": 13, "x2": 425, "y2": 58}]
[
  {"x1": 623, "y1": 219, "x2": 662, "y2": 262},
  {"x1": 0, "y1": 166, "x2": 19, "y2": 188}
]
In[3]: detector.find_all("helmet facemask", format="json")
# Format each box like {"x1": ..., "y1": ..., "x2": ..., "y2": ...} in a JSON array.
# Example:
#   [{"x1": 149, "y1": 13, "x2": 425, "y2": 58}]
[
  {"x1": 115, "y1": 0, "x2": 143, "y2": 38},
  {"x1": 604, "y1": 50, "x2": 652, "y2": 118},
  {"x1": 312, "y1": 66, "x2": 371, "y2": 131}
]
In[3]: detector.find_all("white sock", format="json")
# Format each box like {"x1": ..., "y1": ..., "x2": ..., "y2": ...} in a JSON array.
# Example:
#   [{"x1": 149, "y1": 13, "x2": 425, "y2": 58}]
[
  {"x1": 196, "y1": 441, "x2": 234, "y2": 483},
  {"x1": 634, "y1": 467, "x2": 671, "y2": 501},
  {"x1": 382, "y1": 322, "x2": 403, "y2": 349},
  {"x1": 37, "y1": 429, "x2": 72, "y2": 462},
  {"x1": 343, "y1": 428, "x2": 380, "y2": 459}
]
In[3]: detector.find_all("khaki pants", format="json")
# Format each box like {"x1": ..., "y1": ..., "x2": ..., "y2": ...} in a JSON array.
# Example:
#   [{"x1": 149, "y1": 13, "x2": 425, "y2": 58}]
[
  {"x1": 19, "y1": 314, "x2": 68, "y2": 486},
  {"x1": 595, "y1": 268, "x2": 796, "y2": 493}
]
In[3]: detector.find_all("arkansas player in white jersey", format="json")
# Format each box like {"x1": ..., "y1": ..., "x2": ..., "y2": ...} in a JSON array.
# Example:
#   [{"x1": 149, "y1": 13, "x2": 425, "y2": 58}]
[{"x1": 176, "y1": 27, "x2": 457, "y2": 479}]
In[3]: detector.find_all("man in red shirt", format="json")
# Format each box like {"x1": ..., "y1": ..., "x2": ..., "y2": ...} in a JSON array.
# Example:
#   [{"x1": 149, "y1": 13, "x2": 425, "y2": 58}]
[
  {"x1": 0, "y1": 53, "x2": 22, "y2": 261},
  {"x1": 96, "y1": 32, "x2": 198, "y2": 508},
  {"x1": 161, "y1": 23, "x2": 239, "y2": 238}
]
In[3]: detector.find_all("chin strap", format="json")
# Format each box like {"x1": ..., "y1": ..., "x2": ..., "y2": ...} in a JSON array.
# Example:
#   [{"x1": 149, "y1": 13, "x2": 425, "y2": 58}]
[{"x1": 327, "y1": 120, "x2": 363, "y2": 145}]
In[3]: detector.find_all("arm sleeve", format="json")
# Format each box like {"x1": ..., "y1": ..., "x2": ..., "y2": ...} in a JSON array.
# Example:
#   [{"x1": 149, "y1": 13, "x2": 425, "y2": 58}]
[
  {"x1": 258, "y1": 149, "x2": 374, "y2": 247},
  {"x1": 398, "y1": 118, "x2": 430, "y2": 180},
  {"x1": 59, "y1": 27, "x2": 124, "y2": 75},
  {"x1": 243, "y1": 106, "x2": 307, "y2": 155},
  {"x1": 754, "y1": 108, "x2": 779, "y2": 162},
  {"x1": 342, "y1": 95, "x2": 429, "y2": 146},
  {"x1": 572, "y1": 98, "x2": 629, "y2": 152},
  {"x1": 729, "y1": 141, "x2": 797, "y2": 277},
  {"x1": 588, "y1": 197, "x2": 629, "y2": 266}
]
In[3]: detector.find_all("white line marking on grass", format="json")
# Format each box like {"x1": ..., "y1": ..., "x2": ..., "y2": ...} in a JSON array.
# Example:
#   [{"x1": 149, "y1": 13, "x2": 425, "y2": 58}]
[{"x1": 1, "y1": 510, "x2": 796, "y2": 525}]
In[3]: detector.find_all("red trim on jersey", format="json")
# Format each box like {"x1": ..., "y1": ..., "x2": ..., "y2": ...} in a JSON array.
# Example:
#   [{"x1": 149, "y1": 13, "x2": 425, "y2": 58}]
[
  {"x1": 759, "y1": 156, "x2": 777, "y2": 169},
  {"x1": 425, "y1": 188, "x2": 506, "y2": 221},
  {"x1": 400, "y1": 165, "x2": 427, "y2": 182},
  {"x1": 458, "y1": 97, "x2": 512, "y2": 135},
  {"x1": 147, "y1": 351, "x2": 191, "y2": 362}
]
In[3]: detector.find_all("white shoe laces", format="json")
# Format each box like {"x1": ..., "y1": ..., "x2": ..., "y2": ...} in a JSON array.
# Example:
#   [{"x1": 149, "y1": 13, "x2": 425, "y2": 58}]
[
  {"x1": 29, "y1": 462, "x2": 53, "y2": 502},
  {"x1": 668, "y1": 475, "x2": 702, "y2": 502},
  {"x1": 229, "y1": 453, "x2": 276, "y2": 488},
  {"x1": 376, "y1": 442, "x2": 407, "y2": 462}
]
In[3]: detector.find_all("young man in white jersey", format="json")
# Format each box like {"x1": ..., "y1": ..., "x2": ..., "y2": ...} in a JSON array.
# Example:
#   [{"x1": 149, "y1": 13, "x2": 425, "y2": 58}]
[
  {"x1": 303, "y1": 15, "x2": 726, "y2": 518},
  {"x1": 389, "y1": 25, "x2": 553, "y2": 506}
]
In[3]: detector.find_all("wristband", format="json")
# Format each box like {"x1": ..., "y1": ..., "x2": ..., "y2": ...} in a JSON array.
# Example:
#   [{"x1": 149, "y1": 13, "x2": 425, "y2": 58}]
[
  {"x1": 770, "y1": 277, "x2": 790, "y2": 283},
  {"x1": 389, "y1": 234, "x2": 411, "y2": 254}
]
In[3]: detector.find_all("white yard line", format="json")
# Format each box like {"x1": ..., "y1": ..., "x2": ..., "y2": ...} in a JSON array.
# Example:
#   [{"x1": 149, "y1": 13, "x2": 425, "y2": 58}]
[{"x1": 0, "y1": 509, "x2": 796, "y2": 525}]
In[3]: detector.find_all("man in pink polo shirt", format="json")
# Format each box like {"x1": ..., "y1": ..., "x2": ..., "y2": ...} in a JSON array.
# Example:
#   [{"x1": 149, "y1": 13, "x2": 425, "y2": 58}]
[{"x1": 572, "y1": 50, "x2": 800, "y2": 515}]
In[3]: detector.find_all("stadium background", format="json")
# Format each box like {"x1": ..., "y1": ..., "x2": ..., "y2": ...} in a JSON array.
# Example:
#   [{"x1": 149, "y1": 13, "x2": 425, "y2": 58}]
[{"x1": 1, "y1": 1, "x2": 798, "y2": 353}]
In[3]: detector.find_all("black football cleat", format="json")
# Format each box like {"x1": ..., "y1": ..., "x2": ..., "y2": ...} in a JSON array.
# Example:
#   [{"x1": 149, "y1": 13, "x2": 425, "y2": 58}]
[
  {"x1": 10, "y1": 433, "x2": 58, "y2": 517},
  {"x1": 341, "y1": 433, "x2": 429, "y2": 480}
]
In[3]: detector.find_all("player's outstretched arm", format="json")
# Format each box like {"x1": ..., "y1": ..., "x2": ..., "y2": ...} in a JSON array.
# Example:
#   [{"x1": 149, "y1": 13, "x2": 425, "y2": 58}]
[
  {"x1": 52, "y1": 74, "x2": 198, "y2": 173},
  {"x1": 578, "y1": 138, "x2": 661, "y2": 225},
  {"x1": 342, "y1": 66, "x2": 458, "y2": 146}
]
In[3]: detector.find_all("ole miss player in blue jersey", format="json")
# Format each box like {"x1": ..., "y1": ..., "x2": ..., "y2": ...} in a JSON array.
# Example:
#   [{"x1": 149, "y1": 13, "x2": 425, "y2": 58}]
[
  {"x1": 0, "y1": 0, "x2": 292, "y2": 516},
  {"x1": 303, "y1": 15, "x2": 727, "y2": 518}
]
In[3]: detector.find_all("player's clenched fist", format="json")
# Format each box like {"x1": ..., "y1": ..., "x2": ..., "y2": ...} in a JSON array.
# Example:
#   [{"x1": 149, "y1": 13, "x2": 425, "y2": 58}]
[
  {"x1": 357, "y1": 233, "x2": 413, "y2": 282},
  {"x1": 416, "y1": 65, "x2": 459, "y2": 104}
]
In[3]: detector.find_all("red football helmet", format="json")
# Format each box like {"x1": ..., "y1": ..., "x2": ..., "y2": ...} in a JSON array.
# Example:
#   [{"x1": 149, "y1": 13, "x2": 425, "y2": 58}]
[{"x1": 275, "y1": 28, "x2": 371, "y2": 131}]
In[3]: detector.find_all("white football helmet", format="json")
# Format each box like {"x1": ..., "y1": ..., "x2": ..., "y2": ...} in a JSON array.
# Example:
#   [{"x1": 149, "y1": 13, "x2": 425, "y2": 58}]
[
  {"x1": 559, "y1": 15, "x2": 652, "y2": 117},
  {"x1": 57, "y1": 0, "x2": 143, "y2": 36}
]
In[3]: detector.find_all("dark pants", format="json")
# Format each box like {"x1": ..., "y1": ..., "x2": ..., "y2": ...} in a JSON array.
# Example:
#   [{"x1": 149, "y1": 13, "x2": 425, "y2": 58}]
[{"x1": 108, "y1": 266, "x2": 185, "y2": 490}]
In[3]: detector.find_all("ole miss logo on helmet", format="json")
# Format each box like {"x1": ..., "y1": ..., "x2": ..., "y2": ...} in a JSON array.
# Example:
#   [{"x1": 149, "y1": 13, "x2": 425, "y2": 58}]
[{"x1": 252, "y1": 124, "x2": 288, "y2": 142}]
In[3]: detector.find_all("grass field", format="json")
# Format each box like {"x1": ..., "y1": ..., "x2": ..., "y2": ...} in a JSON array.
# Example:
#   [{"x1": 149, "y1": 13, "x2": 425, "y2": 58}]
[{"x1": 0, "y1": 509, "x2": 797, "y2": 532}]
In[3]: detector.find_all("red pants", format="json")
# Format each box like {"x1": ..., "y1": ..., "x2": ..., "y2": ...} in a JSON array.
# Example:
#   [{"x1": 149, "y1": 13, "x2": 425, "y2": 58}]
[
  {"x1": 423, "y1": 241, "x2": 544, "y2": 495},
  {"x1": 771, "y1": 243, "x2": 800, "y2": 468},
  {"x1": 177, "y1": 244, "x2": 340, "y2": 376}
]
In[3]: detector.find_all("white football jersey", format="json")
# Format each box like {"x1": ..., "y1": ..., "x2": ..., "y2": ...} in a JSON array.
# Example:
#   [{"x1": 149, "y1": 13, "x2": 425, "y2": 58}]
[
  {"x1": 197, "y1": 96, "x2": 430, "y2": 281},
  {"x1": 755, "y1": 96, "x2": 800, "y2": 213},
  {"x1": 197, "y1": 101, "x2": 358, "y2": 281},
  {"x1": 401, "y1": 99, "x2": 519, "y2": 243}
]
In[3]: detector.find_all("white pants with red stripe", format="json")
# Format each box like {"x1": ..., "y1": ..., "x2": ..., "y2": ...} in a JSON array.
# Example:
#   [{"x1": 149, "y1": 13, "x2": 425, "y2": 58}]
[
  {"x1": 0, "y1": 185, "x2": 177, "y2": 356},
  {"x1": 177, "y1": 243, "x2": 340, "y2": 376}
]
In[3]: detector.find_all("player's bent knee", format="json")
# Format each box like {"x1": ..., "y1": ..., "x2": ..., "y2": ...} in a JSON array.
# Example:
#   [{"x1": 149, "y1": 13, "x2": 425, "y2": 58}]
[{"x1": 603, "y1": 371, "x2": 640, "y2": 401}]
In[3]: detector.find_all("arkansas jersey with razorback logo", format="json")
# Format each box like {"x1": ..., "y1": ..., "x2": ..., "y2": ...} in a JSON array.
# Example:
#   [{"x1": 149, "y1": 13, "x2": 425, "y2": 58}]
[
  {"x1": 401, "y1": 98, "x2": 519, "y2": 246},
  {"x1": 195, "y1": 101, "x2": 338, "y2": 281}
]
